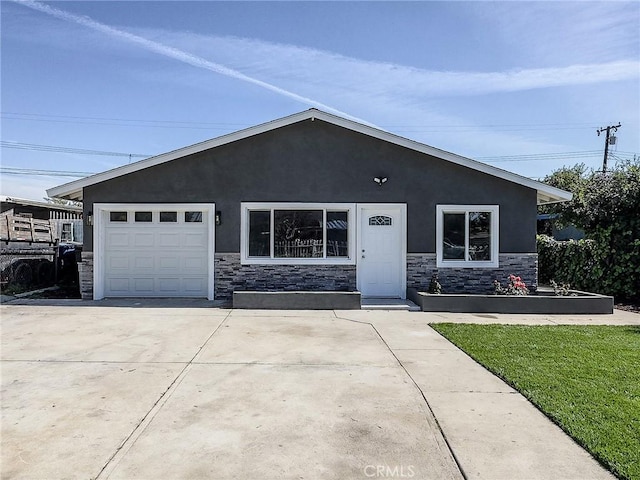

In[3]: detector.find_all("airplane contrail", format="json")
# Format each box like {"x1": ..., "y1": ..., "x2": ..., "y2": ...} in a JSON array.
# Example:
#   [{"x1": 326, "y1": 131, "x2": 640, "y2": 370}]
[{"x1": 11, "y1": 0, "x2": 372, "y2": 124}]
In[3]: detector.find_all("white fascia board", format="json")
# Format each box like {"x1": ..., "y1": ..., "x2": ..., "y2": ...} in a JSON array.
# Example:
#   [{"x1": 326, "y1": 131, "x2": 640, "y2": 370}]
[{"x1": 46, "y1": 108, "x2": 572, "y2": 205}]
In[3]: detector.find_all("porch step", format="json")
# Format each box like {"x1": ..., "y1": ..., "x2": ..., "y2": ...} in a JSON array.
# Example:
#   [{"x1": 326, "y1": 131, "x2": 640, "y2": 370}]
[{"x1": 360, "y1": 298, "x2": 421, "y2": 311}]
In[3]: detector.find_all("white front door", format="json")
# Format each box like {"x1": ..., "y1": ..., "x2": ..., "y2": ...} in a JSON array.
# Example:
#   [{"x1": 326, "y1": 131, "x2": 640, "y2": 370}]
[{"x1": 357, "y1": 204, "x2": 406, "y2": 298}]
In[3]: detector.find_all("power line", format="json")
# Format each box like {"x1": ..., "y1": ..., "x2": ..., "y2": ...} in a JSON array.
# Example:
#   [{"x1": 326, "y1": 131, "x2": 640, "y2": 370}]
[
  {"x1": 1, "y1": 111, "x2": 249, "y2": 126},
  {"x1": 1, "y1": 167, "x2": 95, "y2": 178},
  {"x1": 479, "y1": 150, "x2": 605, "y2": 163},
  {"x1": 2, "y1": 111, "x2": 601, "y2": 133},
  {"x1": 1, "y1": 112, "x2": 251, "y2": 131},
  {"x1": 391, "y1": 125, "x2": 598, "y2": 133},
  {"x1": 1, "y1": 141, "x2": 151, "y2": 158},
  {"x1": 3, "y1": 138, "x2": 637, "y2": 165}
]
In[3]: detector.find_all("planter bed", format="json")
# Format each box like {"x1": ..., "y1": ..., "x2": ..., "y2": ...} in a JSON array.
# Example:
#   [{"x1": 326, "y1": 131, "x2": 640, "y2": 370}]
[
  {"x1": 233, "y1": 291, "x2": 361, "y2": 310},
  {"x1": 407, "y1": 287, "x2": 613, "y2": 314}
]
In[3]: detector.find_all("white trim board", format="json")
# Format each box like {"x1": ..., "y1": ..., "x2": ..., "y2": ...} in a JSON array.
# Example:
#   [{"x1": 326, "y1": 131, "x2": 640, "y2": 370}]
[{"x1": 47, "y1": 109, "x2": 572, "y2": 205}]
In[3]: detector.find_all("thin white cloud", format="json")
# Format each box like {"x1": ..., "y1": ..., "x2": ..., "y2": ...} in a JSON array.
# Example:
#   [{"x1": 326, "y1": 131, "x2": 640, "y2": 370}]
[
  {"x1": 155, "y1": 31, "x2": 638, "y2": 98},
  {"x1": 9, "y1": 0, "x2": 370, "y2": 124}
]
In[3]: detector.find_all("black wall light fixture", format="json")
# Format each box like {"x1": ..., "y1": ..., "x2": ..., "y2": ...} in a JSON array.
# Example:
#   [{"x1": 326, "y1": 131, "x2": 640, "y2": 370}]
[
  {"x1": 373, "y1": 176, "x2": 388, "y2": 186},
  {"x1": 215, "y1": 210, "x2": 222, "y2": 225}
]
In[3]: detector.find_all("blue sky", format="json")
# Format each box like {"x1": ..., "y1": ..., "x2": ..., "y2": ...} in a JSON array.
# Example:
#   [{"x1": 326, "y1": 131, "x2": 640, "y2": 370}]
[{"x1": 2, "y1": 0, "x2": 639, "y2": 201}]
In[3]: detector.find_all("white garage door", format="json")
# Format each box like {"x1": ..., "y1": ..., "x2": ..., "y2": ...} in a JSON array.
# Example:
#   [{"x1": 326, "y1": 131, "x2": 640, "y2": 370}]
[{"x1": 99, "y1": 205, "x2": 213, "y2": 298}]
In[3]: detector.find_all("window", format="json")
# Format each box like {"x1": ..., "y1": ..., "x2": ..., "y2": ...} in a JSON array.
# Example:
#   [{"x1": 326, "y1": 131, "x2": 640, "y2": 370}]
[
  {"x1": 369, "y1": 215, "x2": 392, "y2": 226},
  {"x1": 109, "y1": 211, "x2": 127, "y2": 222},
  {"x1": 60, "y1": 222, "x2": 73, "y2": 241},
  {"x1": 327, "y1": 211, "x2": 349, "y2": 257},
  {"x1": 249, "y1": 211, "x2": 270, "y2": 256},
  {"x1": 436, "y1": 205, "x2": 499, "y2": 268},
  {"x1": 274, "y1": 209, "x2": 323, "y2": 258},
  {"x1": 241, "y1": 203, "x2": 355, "y2": 264},
  {"x1": 135, "y1": 211, "x2": 153, "y2": 222},
  {"x1": 159, "y1": 211, "x2": 177, "y2": 222},
  {"x1": 185, "y1": 211, "x2": 203, "y2": 223}
]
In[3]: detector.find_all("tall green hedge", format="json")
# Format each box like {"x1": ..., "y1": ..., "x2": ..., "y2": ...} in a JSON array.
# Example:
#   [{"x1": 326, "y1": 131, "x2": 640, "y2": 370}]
[
  {"x1": 537, "y1": 234, "x2": 640, "y2": 300},
  {"x1": 538, "y1": 160, "x2": 640, "y2": 301}
]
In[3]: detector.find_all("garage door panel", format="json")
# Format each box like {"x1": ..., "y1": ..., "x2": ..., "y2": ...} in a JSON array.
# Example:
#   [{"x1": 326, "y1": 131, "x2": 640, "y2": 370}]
[
  {"x1": 107, "y1": 278, "x2": 131, "y2": 293},
  {"x1": 158, "y1": 278, "x2": 180, "y2": 293},
  {"x1": 159, "y1": 233, "x2": 180, "y2": 247},
  {"x1": 133, "y1": 278, "x2": 155, "y2": 293},
  {"x1": 133, "y1": 233, "x2": 155, "y2": 248},
  {"x1": 184, "y1": 232, "x2": 207, "y2": 247},
  {"x1": 158, "y1": 257, "x2": 180, "y2": 269},
  {"x1": 134, "y1": 256, "x2": 155, "y2": 270},
  {"x1": 106, "y1": 232, "x2": 130, "y2": 248},
  {"x1": 107, "y1": 256, "x2": 130, "y2": 270},
  {"x1": 184, "y1": 277, "x2": 207, "y2": 293},
  {"x1": 103, "y1": 206, "x2": 211, "y2": 298},
  {"x1": 184, "y1": 257, "x2": 207, "y2": 272}
]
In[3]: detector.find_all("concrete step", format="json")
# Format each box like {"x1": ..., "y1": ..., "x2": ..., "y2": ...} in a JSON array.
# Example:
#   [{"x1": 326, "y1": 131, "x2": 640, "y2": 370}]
[{"x1": 361, "y1": 298, "x2": 421, "y2": 311}]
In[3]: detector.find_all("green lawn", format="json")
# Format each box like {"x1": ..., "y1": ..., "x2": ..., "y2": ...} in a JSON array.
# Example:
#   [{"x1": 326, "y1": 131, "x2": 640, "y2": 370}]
[{"x1": 430, "y1": 324, "x2": 640, "y2": 480}]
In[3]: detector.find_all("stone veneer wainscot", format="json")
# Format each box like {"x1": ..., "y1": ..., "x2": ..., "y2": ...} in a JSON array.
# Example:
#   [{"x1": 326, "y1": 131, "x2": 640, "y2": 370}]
[
  {"x1": 407, "y1": 253, "x2": 538, "y2": 294},
  {"x1": 78, "y1": 252, "x2": 537, "y2": 300},
  {"x1": 215, "y1": 253, "x2": 357, "y2": 301},
  {"x1": 78, "y1": 251, "x2": 94, "y2": 300}
]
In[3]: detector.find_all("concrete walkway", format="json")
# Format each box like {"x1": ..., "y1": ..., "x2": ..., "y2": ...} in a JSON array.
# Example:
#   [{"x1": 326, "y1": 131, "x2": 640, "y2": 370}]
[
  {"x1": 2, "y1": 301, "x2": 635, "y2": 479},
  {"x1": 339, "y1": 310, "x2": 634, "y2": 479}
]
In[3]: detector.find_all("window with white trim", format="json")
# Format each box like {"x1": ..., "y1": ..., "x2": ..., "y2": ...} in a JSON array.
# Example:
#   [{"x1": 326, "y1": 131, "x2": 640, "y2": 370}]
[
  {"x1": 436, "y1": 205, "x2": 499, "y2": 268},
  {"x1": 241, "y1": 203, "x2": 355, "y2": 264}
]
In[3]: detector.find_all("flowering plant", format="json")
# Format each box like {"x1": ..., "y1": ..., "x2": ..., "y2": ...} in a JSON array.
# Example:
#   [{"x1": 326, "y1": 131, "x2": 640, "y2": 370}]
[{"x1": 493, "y1": 274, "x2": 529, "y2": 296}]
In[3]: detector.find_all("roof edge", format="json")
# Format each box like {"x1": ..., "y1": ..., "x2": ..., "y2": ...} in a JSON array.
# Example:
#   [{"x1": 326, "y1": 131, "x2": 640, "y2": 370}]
[{"x1": 1, "y1": 195, "x2": 82, "y2": 211}]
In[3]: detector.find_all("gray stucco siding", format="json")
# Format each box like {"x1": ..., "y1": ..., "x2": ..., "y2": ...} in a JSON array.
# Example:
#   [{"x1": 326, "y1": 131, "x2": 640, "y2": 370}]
[{"x1": 82, "y1": 119, "x2": 537, "y2": 253}]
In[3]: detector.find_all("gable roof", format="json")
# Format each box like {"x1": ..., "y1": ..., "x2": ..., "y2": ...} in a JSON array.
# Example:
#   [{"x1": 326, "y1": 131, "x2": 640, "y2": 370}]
[{"x1": 47, "y1": 109, "x2": 572, "y2": 205}]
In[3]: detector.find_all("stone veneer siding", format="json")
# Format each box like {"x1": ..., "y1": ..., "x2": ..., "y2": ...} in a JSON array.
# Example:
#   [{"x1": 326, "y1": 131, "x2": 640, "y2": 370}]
[
  {"x1": 215, "y1": 253, "x2": 356, "y2": 301},
  {"x1": 78, "y1": 251, "x2": 536, "y2": 300},
  {"x1": 407, "y1": 253, "x2": 538, "y2": 294},
  {"x1": 78, "y1": 251, "x2": 94, "y2": 300}
]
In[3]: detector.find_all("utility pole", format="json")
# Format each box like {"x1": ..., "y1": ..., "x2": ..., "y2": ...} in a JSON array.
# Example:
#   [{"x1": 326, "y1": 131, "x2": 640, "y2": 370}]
[{"x1": 596, "y1": 123, "x2": 621, "y2": 172}]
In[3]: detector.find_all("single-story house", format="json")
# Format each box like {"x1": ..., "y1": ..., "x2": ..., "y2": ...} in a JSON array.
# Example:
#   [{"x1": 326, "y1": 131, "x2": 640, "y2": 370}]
[{"x1": 47, "y1": 109, "x2": 571, "y2": 301}]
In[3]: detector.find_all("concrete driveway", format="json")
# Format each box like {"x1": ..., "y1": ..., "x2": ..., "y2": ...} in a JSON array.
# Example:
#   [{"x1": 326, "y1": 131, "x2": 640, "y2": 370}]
[{"x1": 2, "y1": 301, "x2": 626, "y2": 479}]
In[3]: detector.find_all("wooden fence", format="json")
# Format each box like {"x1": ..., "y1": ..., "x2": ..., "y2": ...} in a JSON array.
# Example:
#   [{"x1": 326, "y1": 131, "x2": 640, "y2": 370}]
[{"x1": 0, "y1": 215, "x2": 54, "y2": 244}]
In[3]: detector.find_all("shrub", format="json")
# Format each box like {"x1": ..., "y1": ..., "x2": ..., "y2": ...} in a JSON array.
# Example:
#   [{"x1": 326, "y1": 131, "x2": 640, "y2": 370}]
[
  {"x1": 537, "y1": 234, "x2": 640, "y2": 300},
  {"x1": 539, "y1": 160, "x2": 640, "y2": 301}
]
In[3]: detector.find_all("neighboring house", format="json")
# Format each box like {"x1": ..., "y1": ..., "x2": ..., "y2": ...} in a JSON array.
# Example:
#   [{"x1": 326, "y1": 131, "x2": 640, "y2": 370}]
[
  {"x1": 537, "y1": 213, "x2": 585, "y2": 241},
  {"x1": 0, "y1": 196, "x2": 83, "y2": 244},
  {"x1": 47, "y1": 109, "x2": 571, "y2": 301}
]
